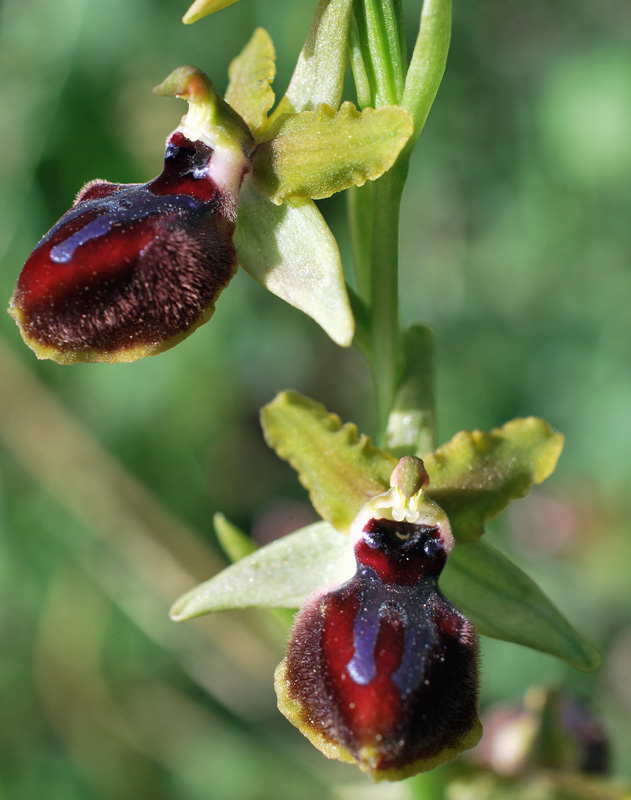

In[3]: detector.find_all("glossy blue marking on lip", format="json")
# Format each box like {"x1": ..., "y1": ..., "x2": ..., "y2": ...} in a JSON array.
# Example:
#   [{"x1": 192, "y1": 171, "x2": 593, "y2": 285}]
[
  {"x1": 345, "y1": 566, "x2": 437, "y2": 694},
  {"x1": 346, "y1": 569, "x2": 383, "y2": 685},
  {"x1": 43, "y1": 187, "x2": 201, "y2": 263},
  {"x1": 51, "y1": 216, "x2": 114, "y2": 263}
]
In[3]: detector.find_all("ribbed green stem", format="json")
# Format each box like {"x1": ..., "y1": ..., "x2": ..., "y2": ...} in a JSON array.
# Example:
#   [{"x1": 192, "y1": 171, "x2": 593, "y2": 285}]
[
  {"x1": 368, "y1": 164, "x2": 407, "y2": 443},
  {"x1": 349, "y1": 0, "x2": 450, "y2": 445}
]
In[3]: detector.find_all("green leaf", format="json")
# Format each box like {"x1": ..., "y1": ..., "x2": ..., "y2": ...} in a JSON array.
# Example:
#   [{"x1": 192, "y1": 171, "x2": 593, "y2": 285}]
[
  {"x1": 225, "y1": 28, "x2": 276, "y2": 136},
  {"x1": 271, "y1": 0, "x2": 353, "y2": 120},
  {"x1": 441, "y1": 539, "x2": 600, "y2": 672},
  {"x1": 182, "y1": 0, "x2": 239, "y2": 24},
  {"x1": 213, "y1": 512, "x2": 256, "y2": 563},
  {"x1": 425, "y1": 418, "x2": 564, "y2": 544},
  {"x1": 261, "y1": 391, "x2": 396, "y2": 534},
  {"x1": 253, "y1": 102, "x2": 413, "y2": 203},
  {"x1": 170, "y1": 521, "x2": 355, "y2": 620},
  {"x1": 235, "y1": 178, "x2": 354, "y2": 346}
]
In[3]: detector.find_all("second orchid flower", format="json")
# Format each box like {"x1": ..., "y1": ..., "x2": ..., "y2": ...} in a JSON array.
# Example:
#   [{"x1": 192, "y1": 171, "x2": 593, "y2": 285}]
[{"x1": 9, "y1": 28, "x2": 413, "y2": 364}]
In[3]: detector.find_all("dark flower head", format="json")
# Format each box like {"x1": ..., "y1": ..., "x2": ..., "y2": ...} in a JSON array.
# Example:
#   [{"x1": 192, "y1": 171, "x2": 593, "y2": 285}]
[
  {"x1": 276, "y1": 458, "x2": 481, "y2": 781},
  {"x1": 9, "y1": 68, "x2": 253, "y2": 364}
]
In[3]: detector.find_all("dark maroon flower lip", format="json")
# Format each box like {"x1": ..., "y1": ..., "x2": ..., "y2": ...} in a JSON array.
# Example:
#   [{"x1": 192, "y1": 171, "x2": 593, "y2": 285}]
[
  {"x1": 276, "y1": 463, "x2": 482, "y2": 781},
  {"x1": 9, "y1": 130, "x2": 244, "y2": 364},
  {"x1": 9, "y1": 67, "x2": 254, "y2": 364}
]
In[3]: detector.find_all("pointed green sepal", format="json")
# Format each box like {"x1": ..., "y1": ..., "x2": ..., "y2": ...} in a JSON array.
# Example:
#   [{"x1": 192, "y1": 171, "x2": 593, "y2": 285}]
[
  {"x1": 401, "y1": 0, "x2": 452, "y2": 149},
  {"x1": 170, "y1": 521, "x2": 355, "y2": 620},
  {"x1": 214, "y1": 513, "x2": 256, "y2": 563},
  {"x1": 441, "y1": 539, "x2": 601, "y2": 672},
  {"x1": 235, "y1": 179, "x2": 354, "y2": 346},
  {"x1": 261, "y1": 391, "x2": 397, "y2": 534},
  {"x1": 425, "y1": 418, "x2": 565, "y2": 544},
  {"x1": 225, "y1": 28, "x2": 276, "y2": 136},
  {"x1": 182, "y1": 0, "x2": 239, "y2": 24},
  {"x1": 270, "y1": 0, "x2": 353, "y2": 121},
  {"x1": 253, "y1": 102, "x2": 413, "y2": 203}
]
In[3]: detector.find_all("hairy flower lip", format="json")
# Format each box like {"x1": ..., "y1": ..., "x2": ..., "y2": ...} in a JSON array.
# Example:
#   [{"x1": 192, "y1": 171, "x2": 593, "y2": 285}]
[
  {"x1": 276, "y1": 469, "x2": 481, "y2": 782},
  {"x1": 9, "y1": 129, "x2": 243, "y2": 364}
]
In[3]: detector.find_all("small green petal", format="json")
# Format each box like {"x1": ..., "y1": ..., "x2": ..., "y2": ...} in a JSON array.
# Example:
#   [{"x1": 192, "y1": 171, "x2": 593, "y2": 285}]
[
  {"x1": 253, "y1": 102, "x2": 413, "y2": 203},
  {"x1": 260, "y1": 391, "x2": 397, "y2": 534},
  {"x1": 225, "y1": 28, "x2": 276, "y2": 136},
  {"x1": 153, "y1": 67, "x2": 253, "y2": 203},
  {"x1": 441, "y1": 539, "x2": 601, "y2": 672},
  {"x1": 425, "y1": 418, "x2": 565, "y2": 544},
  {"x1": 182, "y1": 0, "x2": 239, "y2": 24},
  {"x1": 235, "y1": 178, "x2": 354, "y2": 346},
  {"x1": 170, "y1": 521, "x2": 354, "y2": 620}
]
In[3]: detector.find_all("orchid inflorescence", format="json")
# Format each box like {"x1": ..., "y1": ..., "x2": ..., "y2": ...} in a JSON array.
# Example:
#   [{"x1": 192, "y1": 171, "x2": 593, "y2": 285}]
[{"x1": 8, "y1": 0, "x2": 601, "y2": 784}]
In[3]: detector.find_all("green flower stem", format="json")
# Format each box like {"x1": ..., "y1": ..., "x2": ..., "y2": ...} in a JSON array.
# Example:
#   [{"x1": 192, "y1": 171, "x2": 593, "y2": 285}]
[
  {"x1": 348, "y1": 0, "x2": 408, "y2": 443},
  {"x1": 348, "y1": 0, "x2": 451, "y2": 444},
  {"x1": 368, "y1": 163, "x2": 407, "y2": 444},
  {"x1": 347, "y1": 183, "x2": 374, "y2": 301}
]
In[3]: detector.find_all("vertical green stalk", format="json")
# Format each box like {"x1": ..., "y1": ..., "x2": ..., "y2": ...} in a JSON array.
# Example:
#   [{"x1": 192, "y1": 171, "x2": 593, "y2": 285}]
[
  {"x1": 349, "y1": 0, "x2": 451, "y2": 445},
  {"x1": 368, "y1": 164, "x2": 406, "y2": 443},
  {"x1": 348, "y1": 0, "x2": 407, "y2": 443}
]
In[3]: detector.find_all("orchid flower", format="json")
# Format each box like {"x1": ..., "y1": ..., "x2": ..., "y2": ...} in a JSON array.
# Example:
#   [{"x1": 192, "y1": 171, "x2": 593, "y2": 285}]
[{"x1": 9, "y1": 19, "x2": 412, "y2": 363}]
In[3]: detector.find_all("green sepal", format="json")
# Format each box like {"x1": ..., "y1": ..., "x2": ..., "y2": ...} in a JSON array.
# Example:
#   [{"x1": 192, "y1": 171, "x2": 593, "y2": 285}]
[
  {"x1": 182, "y1": 0, "x2": 239, "y2": 24},
  {"x1": 253, "y1": 102, "x2": 413, "y2": 204},
  {"x1": 213, "y1": 512, "x2": 256, "y2": 563},
  {"x1": 442, "y1": 539, "x2": 601, "y2": 672},
  {"x1": 261, "y1": 391, "x2": 397, "y2": 535},
  {"x1": 425, "y1": 418, "x2": 565, "y2": 544},
  {"x1": 169, "y1": 521, "x2": 355, "y2": 620},
  {"x1": 270, "y1": 0, "x2": 353, "y2": 121},
  {"x1": 401, "y1": 0, "x2": 452, "y2": 150},
  {"x1": 225, "y1": 28, "x2": 276, "y2": 136},
  {"x1": 234, "y1": 179, "x2": 354, "y2": 346}
]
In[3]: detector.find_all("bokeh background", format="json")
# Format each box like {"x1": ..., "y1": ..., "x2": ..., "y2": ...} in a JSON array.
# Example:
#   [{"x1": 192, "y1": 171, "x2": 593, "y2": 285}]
[{"x1": 1, "y1": 0, "x2": 630, "y2": 797}]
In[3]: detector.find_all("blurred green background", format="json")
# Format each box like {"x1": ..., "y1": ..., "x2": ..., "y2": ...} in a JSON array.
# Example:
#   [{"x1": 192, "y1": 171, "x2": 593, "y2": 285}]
[{"x1": 1, "y1": 0, "x2": 630, "y2": 797}]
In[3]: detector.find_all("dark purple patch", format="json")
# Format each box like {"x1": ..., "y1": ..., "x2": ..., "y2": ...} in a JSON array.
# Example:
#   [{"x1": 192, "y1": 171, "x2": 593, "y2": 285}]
[
  {"x1": 283, "y1": 517, "x2": 479, "y2": 773},
  {"x1": 357, "y1": 518, "x2": 448, "y2": 583},
  {"x1": 11, "y1": 131, "x2": 239, "y2": 358}
]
